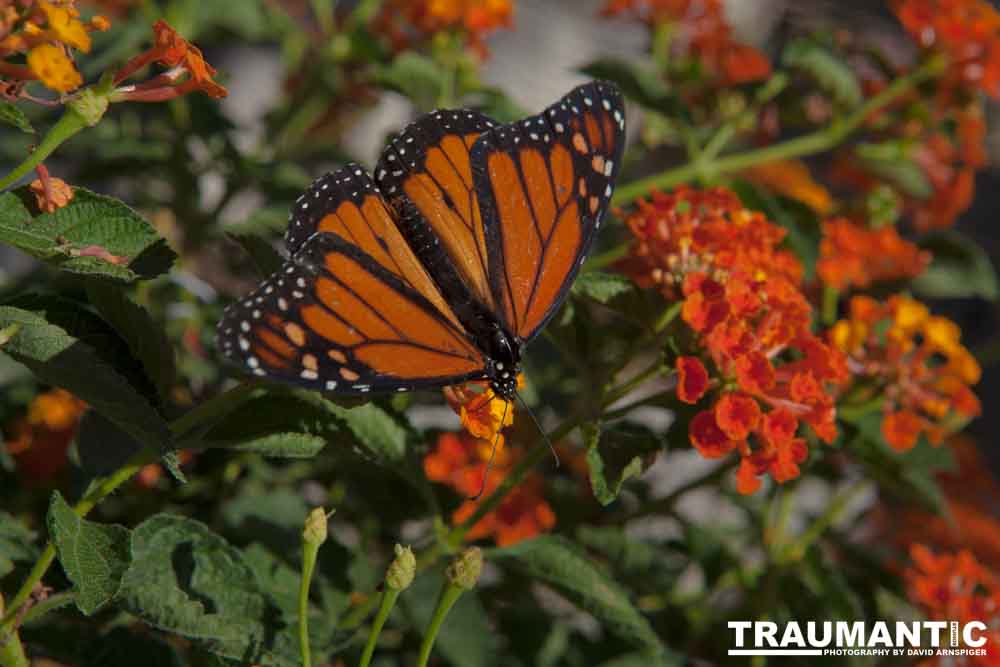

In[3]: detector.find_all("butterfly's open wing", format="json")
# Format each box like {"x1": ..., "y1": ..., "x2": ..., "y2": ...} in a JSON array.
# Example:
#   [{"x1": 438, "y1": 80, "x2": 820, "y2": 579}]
[
  {"x1": 472, "y1": 81, "x2": 625, "y2": 342},
  {"x1": 374, "y1": 109, "x2": 500, "y2": 313},
  {"x1": 218, "y1": 165, "x2": 487, "y2": 393}
]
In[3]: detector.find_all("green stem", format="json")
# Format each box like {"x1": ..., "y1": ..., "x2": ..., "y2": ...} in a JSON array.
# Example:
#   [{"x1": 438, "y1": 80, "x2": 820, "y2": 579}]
[
  {"x1": 357, "y1": 589, "x2": 400, "y2": 667},
  {"x1": 299, "y1": 536, "x2": 320, "y2": 667},
  {"x1": 0, "y1": 631, "x2": 28, "y2": 667},
  {"x1": 821, "y1": 285, "x2": 839, "y2": 327},
  {"x1": 169, "y1": 383, "x2": 258, "y2": 437},
  {"x1": 0, "y1": 107, "x2": 89, "y2": 191},
  {"x1": 611, "y1": 59, "x2": 942, "y2": 205},
  {"x1": 778, "y1": 481, "x2": 870, "y2": 563},
  {"x1": 415, "y1": 583, "x2": 464, "y2": 667}
]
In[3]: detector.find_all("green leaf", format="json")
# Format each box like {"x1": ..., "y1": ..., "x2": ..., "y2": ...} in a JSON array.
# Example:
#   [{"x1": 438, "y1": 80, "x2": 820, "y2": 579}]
[
  {"x1": 118, "y1": 514, "x2": 300, "y2": 666},
  {"x1": 599, "y1": 652, "x2": 686, "y2": 667},
  {"x1": 85, "y1": 281, "x2": 176, "y2": 400},
  {"x1": 0, "y1": 306, "x2": 171, "y2": 449},
  {"x1": 491, "y1": 536, "x2": 662, "y2": 651},
  {"x1": 402, "y1": 569, "x2": 498, "y2": 667},
  {"x1": 227, "y1": 232, "x2": 284, "y2": 278},
  {"x1": 580, "y1": 58, "x2": 688, "y2": 120},
  {"x1": 855, "y1": 142, "x2": 933, "y2": 198},
  {"x1": 782, "y1": 38, "x2": 861, "y2": 107},
  {"x1": 289, "y1": 390, "x2": 411, "y2": 463},
  {"x1": 0, "y1": 102, "x2": 33, "y2": 134},
  {"x1": 584, "y1": 422, "x2": 661, "y2": 506},
  {"x1": 76, "y1": 411, "x2": 144, "y2": 477},
  {"x1": 0, "y1": 512, "x2": 38, "y2": 580},
  {"x1": 0, "y1": 187, "x2": 171, "y2": 282},
  {"x1": 47, "y1": 491, "x2": 131, "y2": 615},
  {"x1": 202, "y1": 390, "x2": 335, "y2": 459},
  {"x1": 376, "y1": 52, "x2": 447, "y2": 111},
  {"x1": 573, "y1": 271, "x2": 635, "y2": 304},
  {"x1": 913, "y1": 230, "x2": 999, "y2": 300}
]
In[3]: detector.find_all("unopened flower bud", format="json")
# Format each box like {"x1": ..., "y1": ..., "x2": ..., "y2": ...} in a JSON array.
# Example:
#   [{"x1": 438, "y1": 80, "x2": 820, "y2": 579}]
[
  {"x1": 445, "y1": 547, "x2": 483, "y2": 590},
  {"x1": 386, "y1": 544, "x2": 416, "y2": 591},
  {"x1": 302, "y1": 507, "x2": 328, "y2": 546}
]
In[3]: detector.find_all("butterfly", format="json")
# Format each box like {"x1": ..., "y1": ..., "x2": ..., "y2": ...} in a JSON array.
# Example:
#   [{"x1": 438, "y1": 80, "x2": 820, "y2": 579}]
[{"x1": 216, "y1": 81, "x2": 625, "y2": 402}]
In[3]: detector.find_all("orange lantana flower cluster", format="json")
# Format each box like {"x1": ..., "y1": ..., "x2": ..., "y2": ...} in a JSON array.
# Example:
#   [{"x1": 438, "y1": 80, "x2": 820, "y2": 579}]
[
  {"x1": 905, "y1": 545, "x2": 1000, "y2": 665},
  {"x1": 893, "y1": 0, "x2": 1000, "y2": 97},
  {"x1": 443, "y1": 378, "x2": 516, "y2": 445},
  {"x1": 4, "y1": 388, "x2": 86, "y2": 483},
  {"x1": 423, "y1": 431, "x2": 555, "y2": 546},
  {"x1": 110, "y1": 20, "x2": 227, "y2": 101},
  {"x1": 817, "y1": 218, "x2": 931, "y2": 290},
  {"x1": 830, "y1": 295, "x2": 981, "y2": 452},
  {"x1": 601, "y1": 0, "x2": 770, "y2": 85},
  {"x1": 375, "y1": 0, "x2": 513, "y2": 58},
  {"x1": 0, "y1": 1, "x2": 109, "y2": 93},
  {"x1": 617, "y1": 187, "x2": 848, "y2": 494}
]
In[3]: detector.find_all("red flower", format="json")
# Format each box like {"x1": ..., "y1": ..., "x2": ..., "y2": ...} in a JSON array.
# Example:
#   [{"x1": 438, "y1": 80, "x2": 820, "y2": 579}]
[
  {"x1": 817, "y1": 218, "x2": 931, "y2": 290},
  {"x1": 676, "y1": 356, "x2": 710, "y2": 404},
  {"x1": 689, "y1": 410, "x2": 736, "y2": 459},
  {"x1": 714, "y1": 393, "x2": 760, "y2": 441},
  {"x1": 4, "y1": 389, "x2": 86, "y2": 484},
  {"x1": 374, "y1": 0, "x2": 513, "y2": 58}
]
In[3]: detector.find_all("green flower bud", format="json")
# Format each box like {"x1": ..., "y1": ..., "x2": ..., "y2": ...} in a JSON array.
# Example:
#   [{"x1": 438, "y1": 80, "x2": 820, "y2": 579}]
[
  {"x1": 386, "y1": 544, "x2": 416, "y2": 591},
  {"x1": 68, "y1": 88, "x2": 109, "y2": 128},
  {"x1": 302, "y1": 507, "x2": 329, "y2": 546},
  {"x1": 445, "y1": 547, "x2": 483, "y2": 590}
]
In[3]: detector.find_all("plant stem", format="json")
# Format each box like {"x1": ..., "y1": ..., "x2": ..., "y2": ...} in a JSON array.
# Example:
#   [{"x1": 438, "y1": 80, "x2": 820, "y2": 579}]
[
  {"x1": 821, "y1": 285, "x2": 839, "y2": 326},
  {"x1": 299, "y1": 535, "x2": 320, "y2": 667},
  {"x1": 415, "y1": 583, "x2": 464, "y2": 667},
  {"x1": 0, "y1": 106, "x2": 89, "y2": 191},
  {"x1": 0, "y1": 595, "x2": 28, "y2": 667},
  {"x1": 357, "y1": 589, "x2": 400, "y2": 667},
  {"x1": 611, "y1": 59, "x2": 942, "y2": 205}
]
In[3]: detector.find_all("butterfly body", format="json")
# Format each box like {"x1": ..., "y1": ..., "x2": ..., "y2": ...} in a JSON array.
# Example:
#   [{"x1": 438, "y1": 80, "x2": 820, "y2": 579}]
[{"x1": 217, "y1": 81, "x2": 625, "y2": 398}]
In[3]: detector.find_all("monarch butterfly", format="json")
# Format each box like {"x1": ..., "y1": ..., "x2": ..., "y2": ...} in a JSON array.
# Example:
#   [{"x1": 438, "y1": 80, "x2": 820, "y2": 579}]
[{"x1": 216, "y1": 81, "x2": 625, "y2": 403}]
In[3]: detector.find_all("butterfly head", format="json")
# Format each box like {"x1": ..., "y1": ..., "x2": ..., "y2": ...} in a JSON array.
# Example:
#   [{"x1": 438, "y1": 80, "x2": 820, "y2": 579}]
[{"x1": 484, "y1": 326, "x2": 521, "y2": 400}]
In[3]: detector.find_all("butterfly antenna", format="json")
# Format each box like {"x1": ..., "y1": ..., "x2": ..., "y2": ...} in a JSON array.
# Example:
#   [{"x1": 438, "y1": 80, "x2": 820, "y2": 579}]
[
  {"x1": 470, "y1": 399, "x2": 509, "y2": 501},
  {"x1": 515, "y1": 391, "x2": 560, "y2": 468}
]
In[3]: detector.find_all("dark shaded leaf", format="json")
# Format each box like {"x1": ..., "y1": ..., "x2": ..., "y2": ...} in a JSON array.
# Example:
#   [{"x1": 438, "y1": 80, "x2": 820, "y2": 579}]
[
  {"x1": 0, "y1": 102, "x2": 33, "y2": 133},
  {"x1": 491, "y1": 536, "x2": 662, "y2": 651},
  {"x1": 0, "y1": 306, "x2": 171, "y2": 449},
  {"x1": 580, "y1": 58, "x2": 688, "y2": 120},
  {"x1": 86, "y1": 281, "x2": 176, "y2": 400},
  {"x1": 227, "y1": 233, "x2": 284, "y2": 278},
  {"x1": 913, "y1": 230, "x2": 999, "y2": 300},
  {"x1": 48, "y1": 491, "x2": 131, "y2": 615},
  {"x1": 0, "y1": 512, "x2": 38, "y2": 580},
  {"x1": 584, "y1": 422, "x2": 660, "y2": 506},
  {"x1": 376, "y1": 52, "x2": 447, "y2": 111},
  {"x1": 76, "y1": 411, "x2": 144, "y2": 477}
]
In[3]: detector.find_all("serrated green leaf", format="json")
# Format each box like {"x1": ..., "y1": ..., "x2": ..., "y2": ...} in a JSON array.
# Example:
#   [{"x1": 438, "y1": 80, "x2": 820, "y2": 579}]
[
  {"x1": 227, "y1": 232, "x2": 284, "y2": 278},
  {"x1": 48, "y1": 491, "x2": 131, "y2": 615},
  {"x1": 0, "y1": 306, "x2": 171, "y2": 449},
  {"x1": 0, "y1": 512, "x2": 38, "y2": 580},
  {"x1": 225, "y1": 432, "x2": 327, "y2": 457},
  {"x1": 118, "y1": 514, "x2": 300, "y2": 666},
  {"x1": 402, "y1": 569, "x2": 498, "y2": 667},
  {"x1": 782, "y1": 38, "x2": 861, "y2": 107},
  {"x1": 85, "y1": 281, "x2": 176, "y2": 400},
  {"x1": 491, "y1": 536, "x2": 662, "y2": 651},
  {"x1": 0, "y1": 187, "x2": 170, "y2": 283},
  {"x1": 76, "y1": 411, "x2": 145, "y2": 477},
  {"x1": 0, "y1": 102, "x2": 33, "y2": 133},
  {"x1": 286, "y1": 390, "x2": 411, "y2": 463},
  {"x1": 580, "y1": 58, "x2": 688, "y2": 120},
  {"x1": 913, "y1": 230, "x2": 999, "y2": 300},
  {"x1": 584, "y1": 422, "x2": 660, "y2": 506},
  {"x1": 573, "y1": 271, "x2": 635, "y2": 304}
]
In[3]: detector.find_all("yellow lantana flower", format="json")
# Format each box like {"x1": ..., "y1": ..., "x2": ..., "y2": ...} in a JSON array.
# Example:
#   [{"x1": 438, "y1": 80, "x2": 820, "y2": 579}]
[
  {"x1": 38, "y1": 0, "x2": 91, "y2": 52},
  {"x1": 27, "y1": 43, "x2": 82, "y2": 92}
]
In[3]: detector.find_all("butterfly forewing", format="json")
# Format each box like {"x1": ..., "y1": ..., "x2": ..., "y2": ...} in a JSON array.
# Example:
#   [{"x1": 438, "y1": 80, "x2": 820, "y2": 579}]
[
  {"x1": 218, "y1": 165, "x2": 487, "y2": 393},
  {"x1": 374, "y1": 109, "x2": 500, "y2": 313},
  {"x1": 472, "y1": 81, "x2": 626, "y2": 342}
]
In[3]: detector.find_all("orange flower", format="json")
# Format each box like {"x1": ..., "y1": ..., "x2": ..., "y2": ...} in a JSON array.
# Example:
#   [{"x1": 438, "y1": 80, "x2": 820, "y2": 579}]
[
  {"x1": 676, "y1": 356, "x2": 710, "y2": 404},
  {"x1": 443, "y1": 379, "x2": 515, "y2": 445},
  {"x1": 601, "y1": 0, "x2": 770, "y2": 85},
  {"x1": 904, "y1": 545, "x2": 1000, "y2": 664},
  {"x1": 4, "y1": 388, "x2": 86, "y2": 483},
  {"x1": 26, "y1": 42, "x2": 81, "y2": 92},
  {"x1": 29, "y1": 169, "x2": 74, "y2": 213},
  {"x1": 743, "y1": 159, "x2": 833, "y2": 216},
  {"x1": 111, "y1": 20, "x2": 227, "y2": 100},
  {"x1": 830, "y1": 295, "x2": 980, "y2": 452},
  {"x1": 817, "y1": 218, "x2": 930, "y2": 290},
  {"x1": 893, "y1": 0, "x2": 1000, "y2": 97},
  {"x1": 374, "y1": 0, "x2": 513, "y2": 58},
  {"x1": 617, "y1": 187, "x2": 847, "y2": 493},
  {"x1": 423, "y1": 430, "x2": 555, "y2": 546}
]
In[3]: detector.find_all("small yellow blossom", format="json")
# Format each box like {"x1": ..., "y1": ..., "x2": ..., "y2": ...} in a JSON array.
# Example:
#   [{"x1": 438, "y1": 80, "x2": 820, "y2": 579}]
[
  {"x1": 38, "y1": 1, "x2": 91, "y2": 52},
  {"x1": 27, "y1": 43, "x2": 82, "y2": 92}
]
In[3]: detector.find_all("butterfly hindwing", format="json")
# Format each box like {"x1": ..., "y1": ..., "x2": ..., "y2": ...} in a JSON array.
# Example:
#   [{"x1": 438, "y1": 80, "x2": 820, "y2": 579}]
[
  {"x1": 471, "y1": 81, "x2": 625, "y2": 342},
  {"x1": 218, "y1": 165, "x2": 488, "y2": 393},
  {"x1": 375, "y1": 108, "x2": 501, "y2": 313}
]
